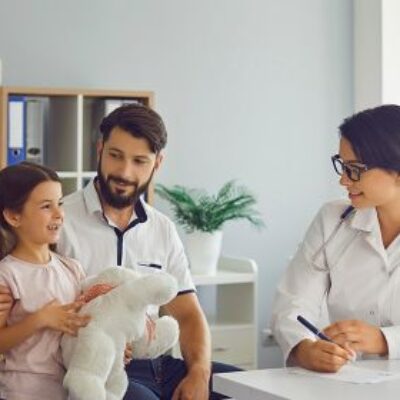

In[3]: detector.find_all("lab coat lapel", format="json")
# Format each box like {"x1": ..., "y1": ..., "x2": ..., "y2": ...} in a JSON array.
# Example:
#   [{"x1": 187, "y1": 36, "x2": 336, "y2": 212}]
[
  {"x1": 351, "y1": 207, "x2": 389, "y2": 268},
  {"x1": 385, "y1": 234, "x2": 400, "y2": 275}
]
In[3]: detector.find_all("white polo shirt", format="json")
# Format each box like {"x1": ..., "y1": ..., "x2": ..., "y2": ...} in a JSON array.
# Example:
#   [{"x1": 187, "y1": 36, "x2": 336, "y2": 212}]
[{"x1": 57, "y1": 179, "x2": 195, "y2": 303}]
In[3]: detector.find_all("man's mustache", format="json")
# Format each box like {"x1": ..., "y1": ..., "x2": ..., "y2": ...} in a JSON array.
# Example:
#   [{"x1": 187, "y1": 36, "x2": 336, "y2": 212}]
[{"x1": 108, "y1": 176, "x2": 138, "y2": 187}]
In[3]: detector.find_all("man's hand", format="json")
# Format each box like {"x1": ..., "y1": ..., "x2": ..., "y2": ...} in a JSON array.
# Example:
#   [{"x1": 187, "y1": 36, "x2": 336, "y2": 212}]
[
  {"x1": 124, "y1": 343, "x2": 133, "y2": 365},
  {"x1": 323, "y1": 319, "x2": 388, "y2": 356},
  {"x1": 163, "y1": 293, "x2": 211, "y2": 399},
  {"x1": 172, "y1": 364, "x2": 210, "y2": 400},
  {"x1": 0, "y1": 285, "x2": 13, "y2": 313},
  {"x1": 292, "y1": 339, "x2": 354, "y2": 373},
  {"x1": 145, "y1": 313, "x2": 156, "y2": 344}
]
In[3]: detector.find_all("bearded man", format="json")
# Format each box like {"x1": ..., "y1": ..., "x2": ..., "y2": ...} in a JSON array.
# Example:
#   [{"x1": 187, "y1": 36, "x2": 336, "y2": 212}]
[{"x1": 58, "y1": 104, "x2": 239, "y2": 400}]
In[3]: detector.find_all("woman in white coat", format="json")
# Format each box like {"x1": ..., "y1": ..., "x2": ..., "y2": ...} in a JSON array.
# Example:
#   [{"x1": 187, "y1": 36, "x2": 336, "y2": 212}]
[{"x1": 272, "y1": 104, "x2": 400, "y2": 373}]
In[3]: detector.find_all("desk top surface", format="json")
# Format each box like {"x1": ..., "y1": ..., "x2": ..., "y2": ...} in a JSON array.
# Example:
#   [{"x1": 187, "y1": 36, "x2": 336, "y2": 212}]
[{"x1": 214, "y1": 360, "x2": 400, "y2": 400}]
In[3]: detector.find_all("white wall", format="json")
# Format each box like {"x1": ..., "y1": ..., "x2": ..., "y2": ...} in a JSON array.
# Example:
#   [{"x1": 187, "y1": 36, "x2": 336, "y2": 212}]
[
  {"x1": 0, "y1": 0, "x2": 353, "y2": 367},
  {"x1": 382, "y1": 0, "x2": 400, "y2": 104},
  {"x1": 354, "y1": 0, "x2": 400, "y2": 110}
]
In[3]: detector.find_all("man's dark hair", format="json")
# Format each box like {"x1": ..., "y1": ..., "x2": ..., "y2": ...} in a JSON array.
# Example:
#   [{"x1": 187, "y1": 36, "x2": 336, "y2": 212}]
[
  {"x1": 339, "y1": 104, "x2": 400, "y2": 172},
  {"x1": 99, "y1": 103, "x2": 167, "y2": 153}
]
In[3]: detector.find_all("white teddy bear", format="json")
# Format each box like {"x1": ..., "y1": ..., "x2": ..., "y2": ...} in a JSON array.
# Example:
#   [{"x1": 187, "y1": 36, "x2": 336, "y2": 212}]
[{"x1": 61, "y1": 267, "x2": 180, "y2": 400}]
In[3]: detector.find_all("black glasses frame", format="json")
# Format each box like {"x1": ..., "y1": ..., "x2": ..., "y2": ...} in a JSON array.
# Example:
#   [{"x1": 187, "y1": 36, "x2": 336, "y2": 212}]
[{"x1": 331, "y1": 154, "x2": 369, "y2": 182}]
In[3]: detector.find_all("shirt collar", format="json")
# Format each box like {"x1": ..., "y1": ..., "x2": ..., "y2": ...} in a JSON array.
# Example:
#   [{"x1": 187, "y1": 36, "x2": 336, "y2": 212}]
[
  {"x1": 134, "y1": 196, "x2": 148, "y2": 223},
  {"x1": 83, "y1": 178, "x2": 103, "y2": 215},
  {"x1": 350, "y1": 207, "x2": 379, "y2": 233},
  {"x1": 83, "y1": 177, "x2": 148, "y2": 225}
]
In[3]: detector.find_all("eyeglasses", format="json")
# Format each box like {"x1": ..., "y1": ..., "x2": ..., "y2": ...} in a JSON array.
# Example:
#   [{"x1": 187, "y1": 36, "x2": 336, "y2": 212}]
[{"x1": 331, "y1": 154, "x2": 370, "y2": 182}]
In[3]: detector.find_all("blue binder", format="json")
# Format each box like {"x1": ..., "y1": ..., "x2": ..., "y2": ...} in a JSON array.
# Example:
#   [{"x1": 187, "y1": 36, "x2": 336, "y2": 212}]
[{"x1": 7, "y1": 96, "x2": 26, "y2": 165}]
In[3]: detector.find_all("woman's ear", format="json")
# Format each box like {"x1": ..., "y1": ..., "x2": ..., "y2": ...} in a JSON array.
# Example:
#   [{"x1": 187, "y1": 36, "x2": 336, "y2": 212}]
[{"x1": 2, "y1": 209, "x2": 21, "y2": 228}]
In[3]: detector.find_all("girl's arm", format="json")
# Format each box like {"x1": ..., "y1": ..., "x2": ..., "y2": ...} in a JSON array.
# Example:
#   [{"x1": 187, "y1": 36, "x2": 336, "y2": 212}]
[
  {"x1": 0, "y1": 299, "x2": 90, "y2": 353},
  {"x1": 0, "y1": 285, "x2": 13, "y2": 312}
]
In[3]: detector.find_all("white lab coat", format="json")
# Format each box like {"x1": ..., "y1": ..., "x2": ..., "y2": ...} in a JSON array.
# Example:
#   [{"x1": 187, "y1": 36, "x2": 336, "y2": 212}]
[{"x1": 271, "y1": 199, "x2": 400, "y2": 363}]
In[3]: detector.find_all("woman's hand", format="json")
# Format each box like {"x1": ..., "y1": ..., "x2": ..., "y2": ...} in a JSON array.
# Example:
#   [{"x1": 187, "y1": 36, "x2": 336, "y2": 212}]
[
  {"x1": 292, "y1": 339, "x2": 354, "y2": 372},
  {"x1": 323, "y1": 320, "x2": 388, "y2": 356},
  {"x1": 35, "y1": 300, "x2": 90, "y2": 336}
]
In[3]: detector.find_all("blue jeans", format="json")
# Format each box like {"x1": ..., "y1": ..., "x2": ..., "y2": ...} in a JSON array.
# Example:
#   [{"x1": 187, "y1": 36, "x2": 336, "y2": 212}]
[{"x1": 123, "y1": 355, "x2": 241, "y2": 400}]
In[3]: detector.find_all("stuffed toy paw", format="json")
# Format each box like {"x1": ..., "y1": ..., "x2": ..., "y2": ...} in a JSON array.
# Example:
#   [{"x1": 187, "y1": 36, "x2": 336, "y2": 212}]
[{"x1": 61, "y1": 267, "x2": 179, "y2": 400}]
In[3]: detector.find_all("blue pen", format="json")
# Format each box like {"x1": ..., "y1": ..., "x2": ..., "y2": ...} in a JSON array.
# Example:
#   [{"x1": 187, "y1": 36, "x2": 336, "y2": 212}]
[
  {"x1": 297, "y1": 315, "x2": 332, "y2": 342},
  {"x1": 297, "y1": 315, "x2": 356, "y2": 362}
]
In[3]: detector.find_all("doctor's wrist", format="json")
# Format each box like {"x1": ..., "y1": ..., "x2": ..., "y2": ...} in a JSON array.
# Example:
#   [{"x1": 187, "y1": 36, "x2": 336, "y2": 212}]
[{"x1": 291, "y1": 339, "x2": 314, "y2": 367}]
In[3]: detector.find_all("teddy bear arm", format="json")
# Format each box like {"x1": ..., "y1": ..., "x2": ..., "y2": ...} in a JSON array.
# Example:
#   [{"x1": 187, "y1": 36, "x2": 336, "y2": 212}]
[{"x1": 131, "y1": 316, "x2": 180, "y2": 359}]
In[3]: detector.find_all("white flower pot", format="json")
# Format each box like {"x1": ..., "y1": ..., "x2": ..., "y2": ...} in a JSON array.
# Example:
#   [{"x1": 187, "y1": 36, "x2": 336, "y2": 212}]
[{"x1": 185, "y1": 230, "x2": 223, "y2": 276}]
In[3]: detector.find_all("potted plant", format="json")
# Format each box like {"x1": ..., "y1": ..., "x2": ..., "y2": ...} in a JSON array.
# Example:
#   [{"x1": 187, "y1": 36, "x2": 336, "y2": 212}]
[{"x1": 155, "y1": 180, "x2": 264, "y2": 275}]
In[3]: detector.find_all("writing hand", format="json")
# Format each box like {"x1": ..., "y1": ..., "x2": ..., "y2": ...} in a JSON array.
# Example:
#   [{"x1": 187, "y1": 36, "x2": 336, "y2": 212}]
[{"x1": 292, "y1": 338, "x2": 354, "y2": 373}]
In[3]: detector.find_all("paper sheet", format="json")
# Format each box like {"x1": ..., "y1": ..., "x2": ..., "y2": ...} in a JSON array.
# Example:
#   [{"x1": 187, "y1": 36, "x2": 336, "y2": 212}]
[{"x1": 288, "y1": 364, "x2": 400, "y2": 384}]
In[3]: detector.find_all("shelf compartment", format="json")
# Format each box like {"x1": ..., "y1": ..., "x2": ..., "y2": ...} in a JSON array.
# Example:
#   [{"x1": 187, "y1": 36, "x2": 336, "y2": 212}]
[
  {"x1": 210, "y1": 325, "x2": 255, "y2": 366},
  {"x1": 46, "y1": 96, "x2": 79, "y2": 171},
  {"x1": 60, "y1": 178, "x2": 78, "y2": 196}
]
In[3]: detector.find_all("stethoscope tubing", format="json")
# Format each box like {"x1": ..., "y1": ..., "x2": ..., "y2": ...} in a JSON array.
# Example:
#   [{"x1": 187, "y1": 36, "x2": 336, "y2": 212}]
[{"x1": 311, "y1": 205, "x2": 355, "y2": 272}]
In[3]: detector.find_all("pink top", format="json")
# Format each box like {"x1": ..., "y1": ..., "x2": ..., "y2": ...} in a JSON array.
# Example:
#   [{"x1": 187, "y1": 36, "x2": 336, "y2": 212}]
[{"x1": 0, "y1": 252, "x2": 84, "y2": 400}]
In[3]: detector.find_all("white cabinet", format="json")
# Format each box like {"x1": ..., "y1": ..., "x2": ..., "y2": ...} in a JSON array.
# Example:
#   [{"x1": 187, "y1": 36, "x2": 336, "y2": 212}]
[{"x1": 173, "y1": 256, "x2": 258, "y2": 369}]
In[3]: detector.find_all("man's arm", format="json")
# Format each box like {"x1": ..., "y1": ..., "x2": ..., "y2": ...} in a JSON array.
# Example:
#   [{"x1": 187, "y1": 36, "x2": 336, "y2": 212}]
[{"x1": 162, "y1": 292, "x2": 211, "y2": 400}]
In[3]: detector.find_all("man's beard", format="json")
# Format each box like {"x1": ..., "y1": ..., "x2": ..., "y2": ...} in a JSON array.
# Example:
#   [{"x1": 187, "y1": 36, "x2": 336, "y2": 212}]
[{"x1": 97, "y1": 161, "x2": 154, "y2": 209}]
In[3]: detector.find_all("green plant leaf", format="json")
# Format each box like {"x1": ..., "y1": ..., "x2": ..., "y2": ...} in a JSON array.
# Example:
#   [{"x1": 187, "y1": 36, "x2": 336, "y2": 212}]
[{"x1": 155, "y1": 182, "x2": 264, "y2": 233}]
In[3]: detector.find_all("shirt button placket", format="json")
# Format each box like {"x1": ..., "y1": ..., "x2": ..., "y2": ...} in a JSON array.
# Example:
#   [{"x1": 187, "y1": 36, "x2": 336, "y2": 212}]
[{"x1": 366, "y1": 306, "x2": 379, "y2": 325}]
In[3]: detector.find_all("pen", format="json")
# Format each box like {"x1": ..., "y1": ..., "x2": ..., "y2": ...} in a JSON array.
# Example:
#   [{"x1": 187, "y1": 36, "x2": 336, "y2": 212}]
[
  {"x1": 297, "y1": 315, "x2": 356, "y2": 362},
  {"x1": 297, "y1": 315, "x2": 332, "y2": 341}
]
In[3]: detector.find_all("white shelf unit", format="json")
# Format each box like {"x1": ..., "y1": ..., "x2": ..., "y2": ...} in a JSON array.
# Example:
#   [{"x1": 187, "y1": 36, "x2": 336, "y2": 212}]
[
  {"x1": 0, "y1": 87, "x2": 154, "y2": 197},
  {"x1": 173, "y1": 256, "x2": 258, "y2": 370}
]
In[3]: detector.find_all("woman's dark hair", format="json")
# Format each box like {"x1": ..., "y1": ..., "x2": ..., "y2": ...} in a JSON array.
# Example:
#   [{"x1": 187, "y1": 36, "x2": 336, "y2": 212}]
[
  {"x1": 339, "y1": 104, "x2": 400, "y2": 172},
  {"x1": 0, "y1": 162, "x2": 61, "y2": 259},
  {"x1": 99, "y1": 103, "x2": 167, "y2": 153}
]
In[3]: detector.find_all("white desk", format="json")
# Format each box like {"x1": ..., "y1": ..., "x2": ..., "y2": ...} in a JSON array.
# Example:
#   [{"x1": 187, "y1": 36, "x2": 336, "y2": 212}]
[{"x1": 214, "y1": 360, "x2": 400, "y2": 400}]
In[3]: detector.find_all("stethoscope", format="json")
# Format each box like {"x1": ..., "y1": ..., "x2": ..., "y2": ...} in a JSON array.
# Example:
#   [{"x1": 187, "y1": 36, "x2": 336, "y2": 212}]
[{"x1": 311, "y1": 205, "x2": 357, "y2": 272}]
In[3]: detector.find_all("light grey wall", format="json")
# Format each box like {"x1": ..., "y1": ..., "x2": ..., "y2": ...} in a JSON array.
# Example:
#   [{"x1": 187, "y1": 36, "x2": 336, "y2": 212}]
[{"x1": 0, "y1": 0, "x2": 353, "y2": 367}]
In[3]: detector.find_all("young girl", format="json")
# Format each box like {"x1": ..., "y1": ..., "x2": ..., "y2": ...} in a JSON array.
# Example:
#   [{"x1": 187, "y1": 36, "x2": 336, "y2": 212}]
[{"x1": 0, "y1": 162, "x2": 90, "y2": 400}]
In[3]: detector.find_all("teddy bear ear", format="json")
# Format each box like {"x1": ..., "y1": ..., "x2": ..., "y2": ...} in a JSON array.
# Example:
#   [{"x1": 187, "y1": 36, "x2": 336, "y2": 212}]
[{"x1": 89, "y1": 267, "x2": 137, "y2": 288}]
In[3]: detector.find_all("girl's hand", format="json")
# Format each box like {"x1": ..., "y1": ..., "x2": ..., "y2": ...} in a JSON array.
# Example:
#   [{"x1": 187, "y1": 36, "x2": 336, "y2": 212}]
[
  {"x1": 323, "y1": 320, "x2": 388, "y2": 356},
  {"x1": 292, "y1": 339, "x2": 354, "y2": 372},
  {"x1": 35, "y1": 300, "x2": 90, "y2": 336}
]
